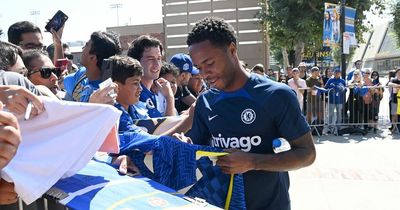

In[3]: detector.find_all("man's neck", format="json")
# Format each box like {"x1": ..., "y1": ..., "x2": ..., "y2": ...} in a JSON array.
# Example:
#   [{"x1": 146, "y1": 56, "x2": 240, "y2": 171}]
[
  {"x1": 141, "y1": 78, "x2": 153, "y2": 90},
  {"x1": 86, "y1": 66, "x2": 101, "y2": 81}
]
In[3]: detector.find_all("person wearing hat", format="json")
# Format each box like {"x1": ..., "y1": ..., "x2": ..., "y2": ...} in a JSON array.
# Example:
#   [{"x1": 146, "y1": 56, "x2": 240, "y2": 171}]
[
  {"x1": 298, "y1": 62, "x2": 308, "y2": 115},
  {"x1": 325, "y1": 67, "x2": 346, "y2": 132},
  {"x1": 170, "y1": 53, "x2": 199, "y2": 113},
  {"x1": 251, "y1": 63, "x2": 266, "y2": 76},
  {"x1": 288, "y1": 68, "x2": 307, "y2": 112},
  {"x1": 298, "y1": 62, "x2": 307, "y2": 80},
  {"x1": 306, "y1": 66, "x2": 324, "y2": 126}
]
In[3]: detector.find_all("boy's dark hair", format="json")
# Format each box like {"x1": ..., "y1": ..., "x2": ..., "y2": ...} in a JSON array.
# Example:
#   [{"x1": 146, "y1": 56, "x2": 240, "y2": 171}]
[
  {"x1": 160, "y1": 61, "x2": 179, "y2": 78},
  {"x1": 127, "y1": 35, "x2": 164, "y2": 61},
  {"x1": 8, "y1": 21, "x2": 41, "y2": 45},
  {"x1": 187, "y1": 17, "x2": 236, "y2": 48},
  {"x1": 0, "y1": 41, "x2": 23, "y2": 70},
  {"x1": 46, "y1": 43, "x2": 70, "y2": 61},
  {"x1": 89, "y1": 31, "x2": 122, "y2": 69},
  {"x1": 110, "y1": 55, "x2": 144, "y2": 84},
  {"x1": 22, "y1": 49, "x2": 48, "y2": 74}
]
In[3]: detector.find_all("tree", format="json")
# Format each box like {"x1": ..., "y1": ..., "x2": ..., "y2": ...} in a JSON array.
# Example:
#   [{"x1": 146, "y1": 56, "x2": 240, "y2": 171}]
[
  {"x1": 258, "y1": 0, "x2": 385, "y2": 67},
  {"x1": 392, "y1": 1, "x2": 400, "y2": 47}
]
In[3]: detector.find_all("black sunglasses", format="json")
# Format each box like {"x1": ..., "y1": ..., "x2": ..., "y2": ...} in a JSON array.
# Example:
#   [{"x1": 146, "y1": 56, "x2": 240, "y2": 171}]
[
  {"x1": 28, "y1": 67, "x2": 61, "y2": 78},
  {"x1": 64, "y1": 53, "x2": 74, "y2": 60}
]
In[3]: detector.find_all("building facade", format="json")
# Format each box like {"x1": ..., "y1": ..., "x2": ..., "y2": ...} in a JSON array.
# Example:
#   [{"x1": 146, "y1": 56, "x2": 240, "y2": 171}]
[{"x1": 162, "y1": 0, "x2": 266, "y2": 67}]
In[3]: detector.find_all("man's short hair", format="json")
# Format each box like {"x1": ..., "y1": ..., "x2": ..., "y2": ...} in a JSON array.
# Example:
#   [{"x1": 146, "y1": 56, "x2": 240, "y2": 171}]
[
  {"x1": 22, "y1": 49, "x2": 48, "y2": 74},
  {"x1": 355, "y1": 60, "x2": 362, "y2": 65},
  {"x1": 89, "y1": 31, "x2": 122, "y2": 69},
  {"x1": 160, "y1": 61, "x2": 179, "y2": 78},
  {"x1": 127, "y1": 35, "x2": 164, "y2": 61},
  {"x1": 8, "y1": 21, "x2": 41, "y2": 45},
  {"x1": 186, "y1": 17, "x2": 237, "y2": 48},
  {"x1": 110, "y1": 55, "x2": 143, "y2": 85},
  {"x1": 0, "y1": 41, "x2": 23, "y2": 70}
]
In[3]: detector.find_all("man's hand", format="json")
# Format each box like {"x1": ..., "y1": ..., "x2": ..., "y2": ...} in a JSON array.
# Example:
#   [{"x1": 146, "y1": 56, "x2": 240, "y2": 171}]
[
  {"x1": 216, "y1": 149, "x2": 255, "y2": 174},
  {"x1": 0, "y1": 86, "x2": 44, "y2": 117},
  {"x1": 154, "y1": 78, "x2": 174, "y2": 99},
  {"x1": 88, "y1": 84, "x2": 118, "y2": 105},
  {"x1": 111, "y1": 155, "x2": 139, "y2": 175},
  {"x1": 0, "y1": 110, "x2": 21, "y2": 169},
  {"x1": 0, "y1": 179, "x2": 17, "y2": 204},
  {"x1": 172, "y1": 132, "x2": 192, "y2": 144}
]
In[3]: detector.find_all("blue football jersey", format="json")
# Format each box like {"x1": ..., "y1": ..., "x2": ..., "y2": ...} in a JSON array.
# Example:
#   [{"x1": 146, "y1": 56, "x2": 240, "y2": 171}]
[
  {"x1": 188, "y1": 74, "x2": 310, "y2": 210},
  {"x1": 139, "y1": 83, "x2": 162, "y2": 118}
]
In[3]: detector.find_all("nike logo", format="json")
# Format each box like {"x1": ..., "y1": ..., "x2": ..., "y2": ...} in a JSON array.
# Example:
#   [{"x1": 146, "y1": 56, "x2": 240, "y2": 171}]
[{"x1": 208, "y1": 115, "x2": 218, "y2": 121}]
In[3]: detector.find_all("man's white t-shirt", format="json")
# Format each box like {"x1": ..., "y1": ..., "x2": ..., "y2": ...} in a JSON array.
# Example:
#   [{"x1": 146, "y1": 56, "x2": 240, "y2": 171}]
[{"x1": 288, "y1": 78, "x2": 307, "y2": 110}]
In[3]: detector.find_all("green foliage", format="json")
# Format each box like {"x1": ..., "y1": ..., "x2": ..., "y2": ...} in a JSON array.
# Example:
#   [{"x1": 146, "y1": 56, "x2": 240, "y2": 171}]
[
  {"x1": 392, "y1": 2, "x2": 400, "y2": 47},
  {"x1": 258, "y1": 0, "x2": 385, "y2": 65}
]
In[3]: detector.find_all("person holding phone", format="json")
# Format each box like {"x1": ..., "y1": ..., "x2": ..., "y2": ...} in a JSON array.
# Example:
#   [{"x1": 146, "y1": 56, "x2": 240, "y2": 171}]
[{"x1": 63, "y1": 31, "x2": 122, "y2": 103}]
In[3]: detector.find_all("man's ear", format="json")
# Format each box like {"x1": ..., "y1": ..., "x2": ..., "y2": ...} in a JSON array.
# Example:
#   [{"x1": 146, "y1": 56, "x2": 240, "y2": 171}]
[
  {"x1": 90, "y1": 54, "x2": 97, "y2": 65},
  {"x1": 228, "y1": 42, "x2": 237, "y2": 56}
]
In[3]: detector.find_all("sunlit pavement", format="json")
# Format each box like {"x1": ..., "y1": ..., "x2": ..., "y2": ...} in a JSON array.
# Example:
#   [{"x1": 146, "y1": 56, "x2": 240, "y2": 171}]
[{"x1": 290, "y1": 129, "x2": 400, "y2": 210}]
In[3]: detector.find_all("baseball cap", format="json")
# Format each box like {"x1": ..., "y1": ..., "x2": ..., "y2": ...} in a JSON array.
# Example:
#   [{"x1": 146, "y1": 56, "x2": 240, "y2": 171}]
[
  {"x1": 292, "y1": 68, "x2": 299, "y2": 72},
  {"x1": 298, "y1": 62, "x2": 307, "y2": 67},
  {"x1": 333, "y1": 67, "x2": 341, "y2": 73},
  {"x1": 311, "y1": 66, "x2": 320, "y2": 72},
  {"x1": 169, "y1": 53, "x2": 199, "y2": 75}
]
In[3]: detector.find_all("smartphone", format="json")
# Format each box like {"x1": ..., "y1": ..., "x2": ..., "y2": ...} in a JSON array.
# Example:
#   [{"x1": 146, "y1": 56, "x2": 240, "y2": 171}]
[
  {"x1": 56, "y1": 58, "x2": 69, "y2": 68},
  {"x1": 45, "y1": 10, "x2": 68, "y2": 32},
  {"x1": 100, "y1": 59, "x2": 114, "y2": 81}
]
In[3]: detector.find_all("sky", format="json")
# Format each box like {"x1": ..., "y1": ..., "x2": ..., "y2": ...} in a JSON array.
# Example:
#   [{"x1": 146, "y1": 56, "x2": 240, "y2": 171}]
[
  {"x1": 0, "y1": 0, "x2": 393, "y2": 46},
  {"x1": 0, "y1": 0, "x2": 163, "y2": 45}
]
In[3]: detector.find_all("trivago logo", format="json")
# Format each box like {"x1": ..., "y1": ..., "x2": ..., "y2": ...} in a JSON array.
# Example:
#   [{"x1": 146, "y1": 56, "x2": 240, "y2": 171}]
[{"x1": 211, "y1": 133, "x2": 262, "y2": 152}]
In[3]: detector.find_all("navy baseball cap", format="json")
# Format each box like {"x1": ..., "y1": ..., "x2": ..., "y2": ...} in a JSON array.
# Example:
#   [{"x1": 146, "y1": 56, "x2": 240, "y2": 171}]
[
  {"x1": 169, "y1": 53, "x2": 199, "y2": 75},
  {"x1": 334, "y1": 67, "x2": 341, "y2": 72}
]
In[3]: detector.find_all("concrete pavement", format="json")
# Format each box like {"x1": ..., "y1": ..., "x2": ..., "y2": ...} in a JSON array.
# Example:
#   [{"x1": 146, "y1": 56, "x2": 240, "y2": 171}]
[{"x1": 290, "y1": 129, "x2": 400, "y2": 210}]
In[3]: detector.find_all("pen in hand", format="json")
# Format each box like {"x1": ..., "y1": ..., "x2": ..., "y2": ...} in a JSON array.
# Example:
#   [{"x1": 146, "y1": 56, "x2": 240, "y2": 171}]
[{"x1": 24, "y1": 102, "x2": 32, "y2": 121}]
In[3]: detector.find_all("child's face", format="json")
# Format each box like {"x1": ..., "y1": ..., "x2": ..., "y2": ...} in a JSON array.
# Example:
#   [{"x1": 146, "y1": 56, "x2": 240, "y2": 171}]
[{"x1": 116, "y1": 75, "x2": 142, "y2": 106}]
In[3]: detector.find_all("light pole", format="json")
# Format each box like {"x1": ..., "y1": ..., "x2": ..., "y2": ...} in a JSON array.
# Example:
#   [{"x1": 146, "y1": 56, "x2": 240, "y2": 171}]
[
  {"x1": 110, "y1": 3, "x2": 123, "y2": 26},
  {"x1": 340, "y1": 0, "x2": 346, "y2": 79},
  {"x1": 30, "y1": 10, "x2": 40, "y2": 25}
]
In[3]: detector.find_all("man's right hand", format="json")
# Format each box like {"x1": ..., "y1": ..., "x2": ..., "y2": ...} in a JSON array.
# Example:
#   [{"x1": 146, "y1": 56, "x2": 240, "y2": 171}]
[
  {"x1": 88, "y1": 84, "x2": 118, "y2": 105},
  {"x1": 0, "y1": 110, "x2": 21, "y2": 169},
  {"x1": 0, "y1": 86, "x2": 44, "y2": 117},
  {"x1": 0, "y1": 179, "x2": 18, "y2": 205}
]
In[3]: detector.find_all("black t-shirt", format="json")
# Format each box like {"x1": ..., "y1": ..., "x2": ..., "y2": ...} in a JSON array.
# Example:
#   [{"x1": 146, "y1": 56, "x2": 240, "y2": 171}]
[{"x1": 174, "y1": 85, "x2": 192, "y2": 113}]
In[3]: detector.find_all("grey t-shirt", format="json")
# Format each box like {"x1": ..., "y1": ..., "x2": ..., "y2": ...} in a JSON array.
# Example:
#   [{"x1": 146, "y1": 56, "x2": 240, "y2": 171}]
[{"x1": 0, "y1": 70, "x2": 41, "y2": 96}]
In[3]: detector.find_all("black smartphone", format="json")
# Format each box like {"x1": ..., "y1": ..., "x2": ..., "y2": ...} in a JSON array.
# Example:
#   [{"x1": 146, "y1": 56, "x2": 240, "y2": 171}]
[
  {"x1": 45, "y1": 10, "x2": 68, "y2": 32},
  {"x1": 100, "y1": 59, "x2": 114, "y2": 81}
]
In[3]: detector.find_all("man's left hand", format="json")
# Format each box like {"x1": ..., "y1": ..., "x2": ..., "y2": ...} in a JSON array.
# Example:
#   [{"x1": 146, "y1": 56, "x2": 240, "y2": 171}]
[{"x1": 216, "y1": 148, "x2": 255, "y2": 174}]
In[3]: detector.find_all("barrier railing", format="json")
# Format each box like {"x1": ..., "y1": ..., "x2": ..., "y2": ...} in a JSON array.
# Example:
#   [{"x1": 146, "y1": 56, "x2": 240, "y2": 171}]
[{"x1": 299, "y1": 85, "x2": 395, "y2": 136}]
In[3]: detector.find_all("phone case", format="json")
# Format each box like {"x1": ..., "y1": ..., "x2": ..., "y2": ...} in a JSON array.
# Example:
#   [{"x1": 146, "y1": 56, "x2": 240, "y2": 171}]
[{"x1": 45, "y1": 10, "x2": 68, "y2": 32}]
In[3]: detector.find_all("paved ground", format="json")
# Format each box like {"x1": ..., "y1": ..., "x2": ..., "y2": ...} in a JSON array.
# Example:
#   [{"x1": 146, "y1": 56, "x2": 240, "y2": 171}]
[{"x1": 290, "y1": 129, "x2": 400, "y2": 210}]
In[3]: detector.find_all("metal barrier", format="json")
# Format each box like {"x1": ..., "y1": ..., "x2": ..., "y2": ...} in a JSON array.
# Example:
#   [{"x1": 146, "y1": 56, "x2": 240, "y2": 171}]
[
  {"x1": 0, "y1": 197, "x2": 68, "y2": 210},
  {"x1": 301, "y1": 85, "x2": 395, "y2": 136}
]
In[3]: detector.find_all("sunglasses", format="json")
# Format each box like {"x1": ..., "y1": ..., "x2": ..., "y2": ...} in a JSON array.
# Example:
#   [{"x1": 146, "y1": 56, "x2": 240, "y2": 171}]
[
  {"x1": 64, "y1": 53, "x2": 74, "y2": 60},
  {"x1": 28, "y1": 67, "x2": 61, "y2": 79}
]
